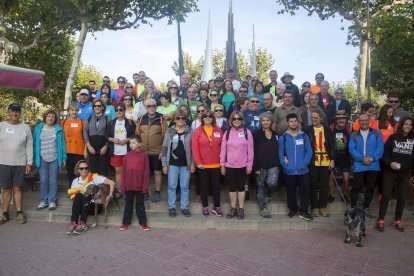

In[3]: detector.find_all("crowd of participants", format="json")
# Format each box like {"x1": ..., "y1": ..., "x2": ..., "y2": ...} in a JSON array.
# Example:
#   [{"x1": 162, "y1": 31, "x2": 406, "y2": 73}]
[{"x1": 0, "y1": 69, "x2": 413, "y2": 235}]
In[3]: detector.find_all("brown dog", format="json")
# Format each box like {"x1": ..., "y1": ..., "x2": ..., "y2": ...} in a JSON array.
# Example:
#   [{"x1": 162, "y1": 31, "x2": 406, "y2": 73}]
[{"x1": 83, "y1": 184, "x2": 115, "y2": 228}]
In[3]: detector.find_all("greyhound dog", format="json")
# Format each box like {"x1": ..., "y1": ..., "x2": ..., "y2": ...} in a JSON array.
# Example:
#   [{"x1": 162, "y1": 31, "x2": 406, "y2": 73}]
[
  {"x1": 344, "y1": 208, "x2": 366, "y2": 247},
  {"x1": 83, "y1": 184, "x2": 116, "y2": 228}
]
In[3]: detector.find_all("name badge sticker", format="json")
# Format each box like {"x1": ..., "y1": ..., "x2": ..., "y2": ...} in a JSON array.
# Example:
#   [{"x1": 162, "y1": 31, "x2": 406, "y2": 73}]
[
  {"x1": 394, "y1": 116, "x2": 400, "y2": 122},
  {"x1": 295, "y1": 139, "x2": 304, "y2": 145},
  {"x1": 213, "y1": 132, "x2": 221, "y2": 138},
  {"x1": 70, "y1": 123, "x2": 79, "y2": 128},
  {"x1": 322, "y1": 98, "x2": 327, "y2": 103},
  {"x1": 254, "y1": 116, "x2": 259, "y2": 120},
  {"x1": 5, "y1": 128, "x2": 15, "y2": 134},
  {"x1": 238, "y1": 132, "x2": 245, "y2": 138},
  {"x1": 191, "y1": 106, "x2": 197, "y2": 111},
  {"x1": 336, "y1": 133, "x2": 344, "y2": 139}
]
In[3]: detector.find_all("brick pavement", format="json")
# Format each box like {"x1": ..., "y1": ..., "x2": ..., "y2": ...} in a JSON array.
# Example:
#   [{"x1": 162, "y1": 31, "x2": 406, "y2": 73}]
[{"x1": 1, "y1": 220, "x2": 414, "y2": 275}]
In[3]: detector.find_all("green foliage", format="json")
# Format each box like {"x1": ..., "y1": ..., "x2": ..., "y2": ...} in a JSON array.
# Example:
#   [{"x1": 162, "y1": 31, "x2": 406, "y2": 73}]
[
  {"x1": 73, "y1": 63, "x2": 103, "y2": 93},
  {"x1": 171, "y1": 48, "x2": 274, "y2": 83},
  {"x1": 370, "y1": 3, "x2": 414, "y2": 113}
]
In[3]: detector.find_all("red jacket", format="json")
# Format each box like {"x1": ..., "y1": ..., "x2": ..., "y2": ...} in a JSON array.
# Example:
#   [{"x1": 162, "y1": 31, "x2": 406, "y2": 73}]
[
  {"x1": 191, "y1": 126, "x2": 223, "y2": 167},
  {"x1": 121, "y1": 150, "x2": 149, "y2": 194}
]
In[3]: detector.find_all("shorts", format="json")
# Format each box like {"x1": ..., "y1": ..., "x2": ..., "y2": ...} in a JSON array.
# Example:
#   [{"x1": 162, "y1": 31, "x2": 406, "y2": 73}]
[
  {"x1": 0, "y1": 165, "x2": 26, "y2": 188},
  {"x1": 226, "y1": 167, "x2": 246, "y2": 192},
  {"x1": 148, "y1": 154, "x2": 162, "y2": 173},
  {"x1": 110, "y1": 155, "x2": 125, "y2": 167}
]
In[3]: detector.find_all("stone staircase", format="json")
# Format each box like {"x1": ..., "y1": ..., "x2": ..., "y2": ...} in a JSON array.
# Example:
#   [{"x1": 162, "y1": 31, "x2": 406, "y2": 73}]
[{"x1": 19, "y1": 170, "x2": 414, "y2": 230}]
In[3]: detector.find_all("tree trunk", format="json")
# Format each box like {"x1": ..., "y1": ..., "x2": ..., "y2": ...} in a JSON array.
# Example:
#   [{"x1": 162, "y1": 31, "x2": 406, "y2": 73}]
[
  {"x1": 63, "y1": 20, "x2": 88, "y2": 109},
  {"x1": 358, "y1": 37, "x2": 368, "y2": 103}
]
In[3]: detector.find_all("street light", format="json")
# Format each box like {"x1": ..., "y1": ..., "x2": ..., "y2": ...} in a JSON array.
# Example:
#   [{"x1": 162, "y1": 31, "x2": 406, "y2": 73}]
[{"x1": 0, "y1": 36, "x2": 19, "y2": 64}]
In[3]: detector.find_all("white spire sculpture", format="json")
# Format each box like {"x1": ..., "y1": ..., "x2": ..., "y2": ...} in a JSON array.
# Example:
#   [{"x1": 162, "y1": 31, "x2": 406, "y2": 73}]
[
  {"x1": 201, "y1": 10, "x2": 214, "y2": 82},
  {"x1": 250, "y1": 25, "x2": 257, "y2": 77}
]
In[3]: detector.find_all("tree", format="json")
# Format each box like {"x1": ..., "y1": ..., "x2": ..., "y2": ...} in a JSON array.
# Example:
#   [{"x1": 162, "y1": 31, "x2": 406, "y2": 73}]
[
  {"x1": 171, "y1": 48, "x2": 274, "y2": 83},
  {"x1": 73, "y1": 63, "x2": 103, "y2": 94},
  {"x1": 276, "y1": 0, "x2": 406, "y2": 101}
]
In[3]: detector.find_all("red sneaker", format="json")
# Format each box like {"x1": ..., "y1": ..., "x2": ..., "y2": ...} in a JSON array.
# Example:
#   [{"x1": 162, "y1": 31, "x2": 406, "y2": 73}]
[
  {"x1": 139, "y1": 224, "x2": 151, "y2": 231},
  {"x1": 119, "y1": 224, "x2": 130, "y2": 231},
  {"x1": 392, "y1": 220, "x2": 405, "y2": 232},
  {"x1": 376, "y1": 219, "x2": 384, "y2": 232}
]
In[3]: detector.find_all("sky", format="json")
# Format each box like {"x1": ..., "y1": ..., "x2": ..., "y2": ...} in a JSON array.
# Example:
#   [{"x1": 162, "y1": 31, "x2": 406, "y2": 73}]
[{"x1": 81, "y1": 0, "x2": 359, "y2": 87}]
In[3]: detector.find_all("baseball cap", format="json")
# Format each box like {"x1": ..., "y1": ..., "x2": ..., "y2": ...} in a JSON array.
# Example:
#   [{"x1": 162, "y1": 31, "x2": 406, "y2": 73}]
[
  {"x1": 79, "y1": 89, "x2": 89, "y2": 96},
  {"x1": 8, "y1": 103, "x2": 21, "y2": 111}
]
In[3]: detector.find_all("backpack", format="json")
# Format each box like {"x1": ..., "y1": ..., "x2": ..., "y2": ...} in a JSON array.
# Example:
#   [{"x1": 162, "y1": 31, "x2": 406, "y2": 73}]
[{"x1": 225, "y1": 126, "x2": 248, "y2": 141}]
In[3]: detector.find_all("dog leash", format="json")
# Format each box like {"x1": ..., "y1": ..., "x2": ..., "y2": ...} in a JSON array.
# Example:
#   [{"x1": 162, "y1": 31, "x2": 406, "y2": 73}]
[{"x1": 329, "y1": 168, "x2": 352, "y2": 212}]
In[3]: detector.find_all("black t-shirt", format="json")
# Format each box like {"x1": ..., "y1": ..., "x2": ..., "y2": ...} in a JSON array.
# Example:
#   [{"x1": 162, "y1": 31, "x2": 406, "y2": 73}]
[
  {"x1": 169, "y1": 132, "x2": 187, "y2": 166},
  {"x1": 333, "y1": 127, "x2": 350, "y2": 167}
]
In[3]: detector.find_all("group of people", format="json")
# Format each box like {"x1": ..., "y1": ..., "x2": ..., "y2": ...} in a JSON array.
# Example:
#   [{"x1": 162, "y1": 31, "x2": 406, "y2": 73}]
[{"x1": 0, "y1": 69, "x2": 413, "y2": 235}]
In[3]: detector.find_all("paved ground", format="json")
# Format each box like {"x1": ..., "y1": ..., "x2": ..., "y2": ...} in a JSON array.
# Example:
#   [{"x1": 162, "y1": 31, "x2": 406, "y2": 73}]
[{"x1": 1, "y1": 220, "x2": 414, "y2": 275}]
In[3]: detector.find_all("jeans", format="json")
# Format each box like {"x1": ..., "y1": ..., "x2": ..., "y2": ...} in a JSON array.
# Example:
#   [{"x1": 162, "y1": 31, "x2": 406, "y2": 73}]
[
  {"x1": 168, "y1": 165, "x2": 190, "y2": 210},
  {"x1": 123, "y1": 191, "x2": 147, "y2": 225},
  {"x1": 39, "y1": 158, "x2": 58, "y2": 204}
]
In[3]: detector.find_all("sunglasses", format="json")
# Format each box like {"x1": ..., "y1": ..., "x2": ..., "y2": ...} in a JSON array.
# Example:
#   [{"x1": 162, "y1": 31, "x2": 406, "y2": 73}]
[
  {"x1": 316, "y1": 76, "x2": 324, "y2": 79},
  {"x1": 170, "y1": 87, "x2": 178, "y2": 89},
  {"x1": 203, "y1": 115, "x2": 213, "y2": 119},
  {"x1": 78, "y1": 167, "x2": 89, "y2": 171},
  {"x1": 232, "y1": 117, "x2": 243, "y2": 121},
  {"x1": 126, "y1": 86, "x2": 133, "y2": 89},
  {"x1": 118, "y1": 81, "x2": 125, "y2": 83},
  {"x1": 175, "y1": 116, "x2": 187, "y2": 121},
  {"x1": 146, "y1": 105, "x2": 156, "y2": 108},
  {"x1": 214, "y1": 109, "x2": 223, "y2": 112},
  {"x1": 239, "y1": 90, "x2": 247, "y2": 93},
  {"x1": 302, "y1": 85, "x2": 310, "y2": 88},
  {"x1": 389, "y1": 101, "x2": 399, "y2": 103},
  {"x1": 197, "y1": 110, "x2": 205, "y2": 113},
  {"x1": 210, "y1": 94, "x2": 218, "y2": 97},
  {"x1": 250, "y1": 100, "x2": 260, "y2": 103},
  {"x1": 124, "y1": 98, "x2": 132, "y2": 101},
  {"x1": 103, "y1": 80, "x2": 110, "y2": 83},
  {"x1": 336, "y1": 92, "x2": 343, "y2": 95},
  {"x1": 93, "y1": 105, "x2": 103, "y2": 108},
  {"x1": 115, "y1": 109, "x2": 124, "y2": 112},
  {"x1": 252, "y1": 79, "x2": 258, "y2": 81}
]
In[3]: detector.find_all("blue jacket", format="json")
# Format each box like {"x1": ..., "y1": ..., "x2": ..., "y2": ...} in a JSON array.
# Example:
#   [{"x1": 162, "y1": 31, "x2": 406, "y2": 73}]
[
  {"x1": 33, "y1": 122, "x2": 67, "y2": 169},
  {"x1": 279, "y1": 131, "x2": 313, "y2": 175},
  {"x1": 349, "y1": 128, "x2": 384, "y2": 172},
  {"x1": 76, "y1": 102, "x2": 93, "y2": 121}
]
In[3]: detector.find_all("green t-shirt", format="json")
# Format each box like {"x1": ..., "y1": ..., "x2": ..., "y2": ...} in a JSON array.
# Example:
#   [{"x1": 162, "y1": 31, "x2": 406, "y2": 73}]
[
  {"x1": 156, "y1": 104, "x2": 177, "y2": 125},
  {"x1": 179, "y1": 100, "x2": 201, "y2": 121},
  {"x1": 222, "y1": 93, "x2": 235, "y2": 112}
]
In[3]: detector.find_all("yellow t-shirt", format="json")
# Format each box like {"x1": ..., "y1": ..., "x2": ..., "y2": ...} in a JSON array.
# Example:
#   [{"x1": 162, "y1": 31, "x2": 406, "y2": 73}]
[{"x1": 313, "y1": 127, "x2": 330, "y2": 166}]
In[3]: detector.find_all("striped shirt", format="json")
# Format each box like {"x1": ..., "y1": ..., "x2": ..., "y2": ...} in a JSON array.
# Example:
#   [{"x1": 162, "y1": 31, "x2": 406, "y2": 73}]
[{"x1": 40, "y1": 127, "x2": 57, "y2": 162}]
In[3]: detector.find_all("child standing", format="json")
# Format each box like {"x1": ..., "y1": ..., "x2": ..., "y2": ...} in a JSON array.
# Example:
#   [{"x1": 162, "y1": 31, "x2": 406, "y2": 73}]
[{"x1": 119, "y1": 135, "x2": 150, "y2": 231}]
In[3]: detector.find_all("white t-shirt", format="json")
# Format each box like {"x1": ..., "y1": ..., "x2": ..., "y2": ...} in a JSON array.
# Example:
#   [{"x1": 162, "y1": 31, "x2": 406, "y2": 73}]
[
  {"x1": 114, "y1": 120, "x2": 127, "y2": 156},
  {"x1": 71, "y1": 175, "x2": 106, "y2": 189},
  {"x1": 360, "y1": 129, "x2": 369, "y2": 156},
  {"x1": 191, "y1": 119, "x2": 201, "y2": 130}
]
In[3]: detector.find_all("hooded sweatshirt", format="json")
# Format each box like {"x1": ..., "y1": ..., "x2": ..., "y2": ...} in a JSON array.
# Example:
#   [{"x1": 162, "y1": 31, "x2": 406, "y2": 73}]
[
  {"x1": 382, "y1": 133, "x2": 414, "y2": 175},
  {"x1": 278, "y1": 130, "x2": 313, "y2": 175}
]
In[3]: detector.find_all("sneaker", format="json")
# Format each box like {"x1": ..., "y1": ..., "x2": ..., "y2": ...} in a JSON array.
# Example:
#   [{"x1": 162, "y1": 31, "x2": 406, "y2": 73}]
[
  {"x1": 48, "y1": 202, "x2": 57, "y2": 211},
  {"x1": 328, "y1": 194, "x2": 335, "y2": 203},
  {"x1": 236, "y1": 208, "x2": 245, "y2": 219},
  {"x1": 288, "y1": 210, "x2": 298, "y2": 218},
  {"x1": 392, "y1": 220, "x2": 405, "y2": 232},
  {"x1": 144, "y1": 193, "x2": 150, "y2": 201},
  {"x1": 66, "y1": 221, "x2": 78, "y2": 235},
  {"x1": 16, "y1": 213, "x2": 26, "y2": 224},
  {"x1": 358, "y1": 193, "x2": 365, "y2": 204},
  {"x1": 73, "y1": 223, "x2": 88, "y2": 235},
  {"x1": 264, "y1": 196, "x2": 271, "y2": 204},
  {"x1": 226, "y1": 208, "x2": 237, "y2": 219},
  {"x1": 181, "y1": 209, "x2": 191, "y2": 217},
  {"x1": 376, "y1": 219, "x2": 385, "y2": 232},
  {"x1": 312, "y1": 208, "x2": 319, "y2": 217},
  {"x1": 260, "y1": 207, "x2": 271, "y2": 218},
  {"x1": 152, "y1": 193, "x2": 161, "y2": 203},
  {"x1": 318, "y1": 208, "x2": 330, "y2": 217},
  {"x1": 119, "y1": 224, "x2": 130, "y2": 231},
  {"x1": 211, "y1": 206, "x2": 224, "y2": 217},
  {"x1": 202, "y1": 207, "x2": 209, "y2": 217},
  {"x1": 139, "y1": 224, "x2": 151, "y2": 231},
  {"x1": 36, "y1": 202, "x2": 48, "y2": 210},
  {"x1": 299, "y1": 212, "x2": 313, "y2": 221},
  {"x1": 363, "y1": 208, "x2": 376, "y2": 219},
  {"x1": 168, "y1": 208, "x2": 176, "y2": 218},
  {"x1": 0, "y1": 213, "x2": 9, "y2": 225}
]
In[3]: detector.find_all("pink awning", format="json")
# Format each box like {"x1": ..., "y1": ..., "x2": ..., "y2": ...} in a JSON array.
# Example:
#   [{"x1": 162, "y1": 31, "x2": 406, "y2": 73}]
[{"x1": 0, "y1": 64, "x2": 45, "y2": 90}]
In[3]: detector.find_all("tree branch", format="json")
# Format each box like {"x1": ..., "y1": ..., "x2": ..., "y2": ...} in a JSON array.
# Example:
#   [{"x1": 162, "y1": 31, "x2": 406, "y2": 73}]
[{"x1": 372, "y1": 0, "x2": 406, "y2": 18}]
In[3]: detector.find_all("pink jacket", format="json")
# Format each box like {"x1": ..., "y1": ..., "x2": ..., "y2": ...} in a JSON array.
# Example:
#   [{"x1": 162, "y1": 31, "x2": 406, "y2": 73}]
[{"x1": 220, "y1": 127, "x2": 254, "y2": 170}]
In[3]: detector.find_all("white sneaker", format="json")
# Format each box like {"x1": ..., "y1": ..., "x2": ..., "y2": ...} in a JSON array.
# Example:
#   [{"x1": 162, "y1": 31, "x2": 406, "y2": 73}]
[
  {"x1": 36, "y1": 202, "x2": 48, "y2": 210},
  {"x1": 48, "y1": 202, "x2": 57, "y2": 211}
]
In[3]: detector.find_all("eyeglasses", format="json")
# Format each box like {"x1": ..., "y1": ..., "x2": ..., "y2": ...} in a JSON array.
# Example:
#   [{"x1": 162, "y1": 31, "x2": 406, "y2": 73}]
[
  {"x1": 124, "y1": 98, "x2": 132, "y2": 101},
  {"x1": 232, "y1": 117, "x2": 243, "y2": 121},
  {"x1": 214, "y1": 109, "x2": 223, "y2": 112},
  {"x1": 389, "y1": 100, "x2": 399, "y2": 104},
  {"x1": 93, "y1": 105, "x2": 103, "y2": 108},
  {"x1": 197, "y1": 110, "x2": 205, "y2": 113},
  {"x1": 146, "y1": 105, "x2": 156, "y2": 108},
  {"x1": 78, "y1": 167, "x2": 89, "y2": 171},
  {"x1": 175, "y1": 116, "x2": 186, "y2": 121},
  {"x1": 170, "y1": 87, "x2": 178, "y2": 90},
  {"x1": 203, "y1": 115, "x2": 213, "y2": 119},
  {"x1": 250, "y1": 100, "x2": 260, "y2": 103},
  {"x1": 115, "y1": 109, "x2": 124, "y2": 112},
  {"x1": 126, "y1": 86, "x2": 133, "y2": 89}
]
